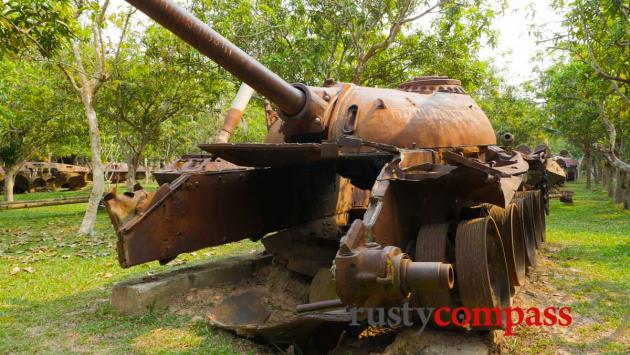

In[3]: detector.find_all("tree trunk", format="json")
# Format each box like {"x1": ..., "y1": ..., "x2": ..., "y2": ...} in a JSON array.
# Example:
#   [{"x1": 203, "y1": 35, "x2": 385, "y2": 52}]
[
  {"x1": 144, "y1": 157, "x2": 150, "y2": 185},
  {"x1": 606, "y1": 165, "x2": 614, "y2": 197},
  {"x1": 624, "y1": 172, "x2": 630, "y2": 210},
  {"x1": 613, "y1": 168, "x2": 626, "y2": 203},
  {"x1": 126, "y1": 155, "x2": 138, "y2": 192},
  {"x1": 78, "y1": 99, "x2": 105, "y2": 236},
  {"x1": 592, "y1": 156, "x2": 601, "y2": 185},
  {"x1": 352, "y1": 62, "x2": 365, "y2": 85},
  {"x1": 3, "y1": 167, "x2": 16, "y2": 202},
  {"x1": 606, "y1": 166, "x2": 615, "y2": 198},
  {"x1": 583, "y1": 145, "x2": 591, "y2": 189}
]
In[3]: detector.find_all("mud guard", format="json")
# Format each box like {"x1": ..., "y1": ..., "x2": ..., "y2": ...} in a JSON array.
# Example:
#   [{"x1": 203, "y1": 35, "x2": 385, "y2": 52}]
[{"x1": 111, "y1": 163, "x2": 350, "y2": 267}]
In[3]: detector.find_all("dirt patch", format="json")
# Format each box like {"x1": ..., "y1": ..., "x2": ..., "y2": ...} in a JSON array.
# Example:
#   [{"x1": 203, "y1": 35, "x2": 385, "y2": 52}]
[
  {"x1": 170, "y1": 263, "x2": 310, "y2": 323},
  {"x1": 496, "y1": 245, "x2": 629, "y2": 353},
  {"x1": 157, "y1": 245, "x2": 628, "y2": 353}
]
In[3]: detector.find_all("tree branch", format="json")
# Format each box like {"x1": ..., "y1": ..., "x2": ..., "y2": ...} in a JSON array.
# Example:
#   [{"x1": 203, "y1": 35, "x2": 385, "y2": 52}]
[
  {"x1": 598, "y1": 99, "x2": 630, "y2": 172},
  {"x1": 56, "y1": 63, "x2": 81, "y2": 92},
  {"x1": 112, "y1": 8, "x2": 136, "y2": 76},
  {"x1": 581, "y1": 14, "x2": 630, "y2": 107}
]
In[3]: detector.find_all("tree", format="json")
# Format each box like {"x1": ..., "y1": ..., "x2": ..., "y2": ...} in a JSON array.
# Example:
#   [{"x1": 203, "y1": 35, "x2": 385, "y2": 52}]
[
  {"x1": 0, "y1": 60, "x2": 74, "y2": 201},
  {"x1": 100, "y1": 24, "x2": 226, "y2": 190},
  {"x1": 539, "y1": 60, "x2": 606, "y2": 189},
  {"x1": 477, "y1": 84, "x2": 548, "y2": 147},
  {"x1": 0, "y1": 0, "x2": 74, "y2": 57},
  {"x1": 53, "y1": 0, "x2": 133, "y2": 235},
  {"x1": 549, "y1": 0, "x2": 629, "y2": 206},
  {"x1": 191, "y1": 0, "x2": 503, "y2": 89}
]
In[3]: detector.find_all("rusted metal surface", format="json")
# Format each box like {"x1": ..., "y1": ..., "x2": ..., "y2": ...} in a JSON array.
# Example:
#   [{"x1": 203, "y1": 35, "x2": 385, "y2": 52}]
[
  {"x1": 261, "y1": 222, "x2": 341, "y2": 277},
  {"x1": 152, "y1": 157, "x2": 240, "y2": 186},
  {"x1": 483, "y1": 203, "x2": 527, "y2": 288},
  {"x1": 325, "y1": 83, "x2": 496, "y2": 148},
  {"x1": 515, "y1": 190, "x2": 545, "y2": 248},
  {"x1": 105, "y1": 163, "x2": 364, "y2": 267},
  {"x1": 296, "y1": 299, "x2": 344, "y2": 313},
  {"x1": 208, "y1": 291, "x2": 350, "y2": 349},
  {"x1": 200, "y1": 142, "x2": 392, "y2": 168},
  {"x1": 334, "y1": 223, "x2": 454, "y2": 307},
  {"x1": 412, "y1": 222, "x2": 460, "y2": 329},
  {"x1": 560, "y1": 190, "x2": 574, "y2": 203},
  {"x1": 105, "y1": 163, "x2": 147, "y2": 183},
  {"x1": 513, "y1": 195, "x2": 537, "y2": 268},
  {"x1": 554, "y1": 151, "x2": 579, "y2": 182},
  {"x1": 455, "y1": 217, "x2": 510, "y2": 329}
]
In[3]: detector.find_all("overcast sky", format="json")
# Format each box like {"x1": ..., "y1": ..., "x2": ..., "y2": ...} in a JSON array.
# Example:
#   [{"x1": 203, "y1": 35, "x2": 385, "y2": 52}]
[
  {"x1": 110, "y1": 0, "x2": 566, "y2": 86},
  {"x1": 479, "y1": 0, "x2": 565, "y2": 85}
]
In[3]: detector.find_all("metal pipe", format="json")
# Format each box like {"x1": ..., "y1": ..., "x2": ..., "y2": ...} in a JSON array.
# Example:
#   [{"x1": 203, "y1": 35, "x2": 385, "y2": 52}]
[
  {"x1": 404, "y1": 261, "x2": 454, "y2": 291},
  {"x1": 215, "y1": 83, "x2": 255, "y2": 143},
  {"x1": 296, "y1": 299, "x2": 344, "y2": 313},
  {"x1": 124, "y1": 0, "x2": 305, "y2": 116}
]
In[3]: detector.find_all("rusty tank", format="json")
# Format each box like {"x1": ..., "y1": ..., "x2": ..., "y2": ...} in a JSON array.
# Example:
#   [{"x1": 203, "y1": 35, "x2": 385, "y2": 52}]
[
  {"x1": 0, "y1": 162, "x2": 89, "y2": 193},
  {"x1": 104, "y1": 0, "x2": 565, "y2": 347},
  {"x1": 152, "y1": 154, "x2": 240, "y2": 185},
  {"x1": 104, "y1": 163, "x2": 147, "y2": 183}
]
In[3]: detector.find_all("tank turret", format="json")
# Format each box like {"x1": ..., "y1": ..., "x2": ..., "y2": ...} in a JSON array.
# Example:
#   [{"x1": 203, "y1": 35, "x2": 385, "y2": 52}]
[{"x1": 126, "y1": 0, "x2": 496, "y2": 146}]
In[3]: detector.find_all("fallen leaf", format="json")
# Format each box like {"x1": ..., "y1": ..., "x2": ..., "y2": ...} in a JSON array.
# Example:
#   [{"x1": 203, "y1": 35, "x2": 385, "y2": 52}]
[{"x1": 10, "y1": 266, "x2": 20, "y2": 275}]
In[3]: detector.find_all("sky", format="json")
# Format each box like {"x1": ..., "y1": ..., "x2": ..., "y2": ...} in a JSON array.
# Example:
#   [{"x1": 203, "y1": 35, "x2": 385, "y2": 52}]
[
  {"x1": 109, "y1": 0, "x2": 566, "y2": 87},
  {"x1": 478, "y1": 0, "x2": 565, "y2": 85}
]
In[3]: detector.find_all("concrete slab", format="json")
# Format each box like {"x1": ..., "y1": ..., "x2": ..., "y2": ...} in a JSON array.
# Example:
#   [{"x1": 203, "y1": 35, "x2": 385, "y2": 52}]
[{"x1": 111, "y1": 253, "x2": 272, "y2": 315}]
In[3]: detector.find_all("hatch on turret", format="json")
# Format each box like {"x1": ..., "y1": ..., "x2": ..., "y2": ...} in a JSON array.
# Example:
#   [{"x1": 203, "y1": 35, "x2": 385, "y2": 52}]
[{"x1": 399, "y1": 76, "x2": 466, "y2": 94}]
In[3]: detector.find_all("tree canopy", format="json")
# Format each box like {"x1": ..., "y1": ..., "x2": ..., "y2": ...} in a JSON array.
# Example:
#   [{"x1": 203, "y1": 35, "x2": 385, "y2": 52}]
[{"x1": 2, "y1": 0, "x2": 628, "y2": 208}]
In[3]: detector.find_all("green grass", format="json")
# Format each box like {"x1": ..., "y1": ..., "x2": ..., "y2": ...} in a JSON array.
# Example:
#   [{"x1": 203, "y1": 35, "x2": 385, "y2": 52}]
[
  {"x1": 0, "y1": 181, "x2": 628, "y2": 354},
  {"x1": 0, "y1": 185, "x2": 264, "y2": 354}
]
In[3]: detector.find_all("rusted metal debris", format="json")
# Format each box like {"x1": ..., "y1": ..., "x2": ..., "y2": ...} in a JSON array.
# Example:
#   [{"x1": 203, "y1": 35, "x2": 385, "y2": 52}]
[
  {"x1": 106, "y1": 0, "x2": 567, "y2": 348},
  {"x1": 152, "y1": 156, "x2": 240, "y2": 185},
  {"x1": 104, "y1": 163, "x2": 147, "y2": 183},
  {"x1": 560, "y1": 190, "x2": 574, "y2": 203},
  {"x1": 554, "y1": 150, "x2": 579, "y2": 182},
  {"x1": 0, "y1": 162, "x2": 89, "y2": 194}
]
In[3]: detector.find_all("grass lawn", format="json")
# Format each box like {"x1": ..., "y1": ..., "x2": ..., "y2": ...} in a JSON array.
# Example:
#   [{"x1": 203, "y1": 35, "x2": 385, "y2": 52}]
[
  {"x1": 0, "y1": 186, "x2": 263, "y2": 354},
  {"x1": 502, "y1": 181, "x2": 629, "y2": 354},
  {"x1": 1, "y1": 182, "x2": 628, "y2": 354}
]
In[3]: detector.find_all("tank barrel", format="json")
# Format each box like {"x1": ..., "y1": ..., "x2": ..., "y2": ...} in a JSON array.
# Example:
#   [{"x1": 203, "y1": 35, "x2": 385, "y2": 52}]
[{"x1": 124, "y1": 0, "x2": 305, "y2": 116}]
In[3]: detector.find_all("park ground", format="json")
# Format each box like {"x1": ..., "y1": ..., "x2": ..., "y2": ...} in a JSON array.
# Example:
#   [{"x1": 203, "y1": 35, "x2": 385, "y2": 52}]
[{"x1": 0, "y1": 181, "x2": 628, "y2": 354}]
